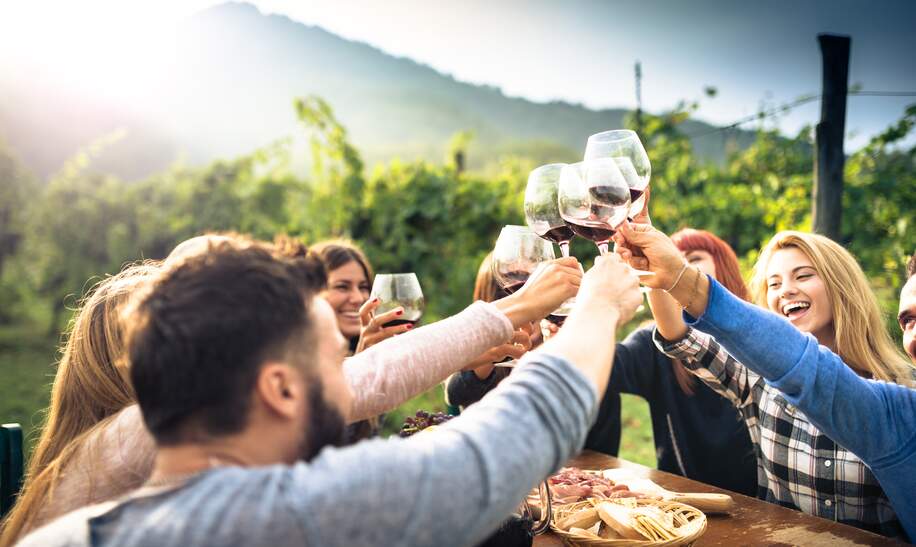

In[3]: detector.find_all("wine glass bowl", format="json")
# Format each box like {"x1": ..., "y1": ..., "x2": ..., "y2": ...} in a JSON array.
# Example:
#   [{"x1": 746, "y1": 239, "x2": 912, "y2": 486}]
[
  {"x1": 584, "y1": 129, "x2": 651, "y2": 219},
  {"x1": 557, "y1": 159, "x2": 631, "y2": 255},
  {"x1": 369, "y1": 273, "x2": 425, "y2": 327},
  {"x1": 491, "y1": 225, "x2": 556, "y2": 293},
  {"x1": 524, "y1": 163, "x2": 574, "y2": 257}
]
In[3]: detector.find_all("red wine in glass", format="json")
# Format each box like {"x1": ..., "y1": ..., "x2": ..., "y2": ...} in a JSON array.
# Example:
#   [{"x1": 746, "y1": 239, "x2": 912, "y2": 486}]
[
  {"x1": 499, "y1": 270, "x2": 531, "y2": 295},
  {"x1": 589, "y1": 185, "x2": 629, "y2": 208},
  {"x1": 567, "y1": 223, "x2": 615, "y2": 242},
  {"x1": 626, "y1": 188, "x2": 646, "y2": 221},
  {"x1": 536, "y1": 224, "x2": 574, "y2": 245},
  {"x1": 533, "y1": 224, "x2": 574, "y2": 258},
  {"x1": 545, "y1": 314, "x2": 567, "y2": 327},
  {"x1": 382, "y1": 318, "x2": 418, "y2": 328},
  {"x1": 502, "y1": 281, "x2": 526, "y2": 295}
]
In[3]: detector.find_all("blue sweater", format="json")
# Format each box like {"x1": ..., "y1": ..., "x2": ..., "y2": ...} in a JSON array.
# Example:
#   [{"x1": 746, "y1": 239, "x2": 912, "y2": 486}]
[{"x1": 687, "y1": 277, "x2": 916, "y2": 542}]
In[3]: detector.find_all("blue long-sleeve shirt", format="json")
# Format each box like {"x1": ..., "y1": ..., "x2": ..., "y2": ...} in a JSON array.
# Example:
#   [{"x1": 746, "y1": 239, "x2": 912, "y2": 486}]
[{"x1": 686, "y1": 277, "x2": 916, "y2": 542}]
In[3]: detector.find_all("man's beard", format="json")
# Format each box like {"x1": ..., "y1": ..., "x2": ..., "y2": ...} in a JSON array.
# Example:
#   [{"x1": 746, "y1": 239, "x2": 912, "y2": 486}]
[{"x1": 299, "y1": 378, "x2": 347, "y2": 461}]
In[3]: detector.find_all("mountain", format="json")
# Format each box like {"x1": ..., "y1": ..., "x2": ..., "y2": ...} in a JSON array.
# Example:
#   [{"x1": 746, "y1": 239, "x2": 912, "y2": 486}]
[{"x1": 0, "y1": 2, "x2": 758, "y2": 181}]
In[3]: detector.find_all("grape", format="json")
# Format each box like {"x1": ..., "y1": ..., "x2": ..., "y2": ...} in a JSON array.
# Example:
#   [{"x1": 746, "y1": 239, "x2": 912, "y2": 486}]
[{"x1": 400, "y1": 409, "x2": 454, "y2": 437}]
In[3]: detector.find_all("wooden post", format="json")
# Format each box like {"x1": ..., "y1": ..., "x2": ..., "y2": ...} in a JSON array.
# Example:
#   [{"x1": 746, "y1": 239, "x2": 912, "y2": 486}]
[
  {"x1": 812, "y1": 34, "x2": 850, "y2": 241},
  {"x1": 452, "y1": 150, "x2": 465, "y2": 174}
]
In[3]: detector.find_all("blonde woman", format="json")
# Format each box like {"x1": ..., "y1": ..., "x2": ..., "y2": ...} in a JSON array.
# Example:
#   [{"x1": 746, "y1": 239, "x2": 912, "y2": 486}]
[
  {"x1": 618, "y1": 226, "x2": 915, "y2": 540},
  {"x1": 0, "y1": 263, "x2": 159, "y2": 546}
]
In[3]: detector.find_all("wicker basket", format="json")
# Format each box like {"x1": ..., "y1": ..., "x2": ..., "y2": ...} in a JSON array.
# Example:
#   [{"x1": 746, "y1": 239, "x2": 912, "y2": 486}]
[{"x1": 550, "y1": 499, "x2": 707, "y2": 547}]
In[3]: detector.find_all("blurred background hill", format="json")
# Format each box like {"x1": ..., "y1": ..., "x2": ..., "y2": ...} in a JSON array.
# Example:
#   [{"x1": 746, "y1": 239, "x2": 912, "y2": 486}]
[{"x1": 0, "y1": 2, "x2": 759, "y2": 181}]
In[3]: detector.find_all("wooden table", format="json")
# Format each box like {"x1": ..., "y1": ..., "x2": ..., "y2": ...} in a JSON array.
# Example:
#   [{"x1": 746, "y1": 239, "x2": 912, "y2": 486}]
[{"x1": 534, "y1": 451, "x2": 899, "y2": 546}]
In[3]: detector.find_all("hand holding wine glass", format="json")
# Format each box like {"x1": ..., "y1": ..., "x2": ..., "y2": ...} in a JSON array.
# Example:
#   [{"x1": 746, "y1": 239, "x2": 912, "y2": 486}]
[
  {"x1": 491, "y1": 225, "x2": 556, "y2": 293},
  {"x1": 525, "y1": 163, "x2": 580, "y2": 321},
  {"x1": 357, "y1": 273, "x2": 425, "y2": 353},
  {"x1": 461, "y1": 329, "x2": 533, "y2": 377},
  {"x1": 574, "y1": 254, "x2": 643, "y2": 326},
  {"x1": 489, "y1": 226, "x2": 582, "y2": 327},
  {"x1": 615, "y1": 222, "x2": 690, "y2": 290},
  {"x1": 355, "y1": 297, "x2": 413, "y2": 353}
]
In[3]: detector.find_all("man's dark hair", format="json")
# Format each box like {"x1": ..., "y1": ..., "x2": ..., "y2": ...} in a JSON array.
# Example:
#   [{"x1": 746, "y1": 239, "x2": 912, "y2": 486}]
[
  {"x1": 908, "y1": 251, "x2": 916, "y2": 279},
  {"x1": 127, "y1": 241, "x2": 326, "y2": 445}
]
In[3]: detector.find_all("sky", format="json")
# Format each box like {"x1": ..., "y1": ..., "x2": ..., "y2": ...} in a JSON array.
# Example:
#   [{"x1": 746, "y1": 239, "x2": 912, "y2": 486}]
[{"x1": 2, "y1": 0, "x2": 915, "y2": 150}]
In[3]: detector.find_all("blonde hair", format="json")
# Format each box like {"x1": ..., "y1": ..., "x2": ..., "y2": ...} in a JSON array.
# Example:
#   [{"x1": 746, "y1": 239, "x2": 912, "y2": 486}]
[
  {"x1": 0, "y1": 261, "x2": 158, "y2": 545},
  {"x1": 749, "y1": 231, "x2": 914, "y2": 386}
]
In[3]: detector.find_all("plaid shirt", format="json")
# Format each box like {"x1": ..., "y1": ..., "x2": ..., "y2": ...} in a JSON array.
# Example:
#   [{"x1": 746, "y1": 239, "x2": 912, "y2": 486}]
[{"x1": 655, "y1": 327, "x2": 903, "y2": 539}]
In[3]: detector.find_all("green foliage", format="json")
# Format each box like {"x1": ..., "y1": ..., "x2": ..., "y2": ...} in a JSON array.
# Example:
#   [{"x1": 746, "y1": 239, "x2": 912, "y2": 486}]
[
  {"x1": 0, "y1": 96, "x2": 913, "y2": 465},
  {"x1": 0, "y1": 140, "x2": 35, "y2": 324},
  {"x1": 0, "y1": 328, "x2": 58, "y2": 454},
  {"x1": 2, "y1": 94, "x2": 911, "y2": 348}
]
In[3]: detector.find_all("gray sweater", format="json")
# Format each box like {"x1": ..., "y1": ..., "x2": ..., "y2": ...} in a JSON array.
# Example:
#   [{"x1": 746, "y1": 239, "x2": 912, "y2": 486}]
[{"x1": 19, "y1": 353, "x2": 597, "y2": 547}]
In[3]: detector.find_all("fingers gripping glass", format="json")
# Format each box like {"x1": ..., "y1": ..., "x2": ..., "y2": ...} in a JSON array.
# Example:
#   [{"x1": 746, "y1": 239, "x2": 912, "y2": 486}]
[
  {"x1": 558, "y1": 160, "x2": 652, "y2": 278},
  {"x1": 490, "y1": 225, "x2": 556, "y2": 294},
  {"x1": 369, "y1": 273, "x2": 425, "y2": 328}
]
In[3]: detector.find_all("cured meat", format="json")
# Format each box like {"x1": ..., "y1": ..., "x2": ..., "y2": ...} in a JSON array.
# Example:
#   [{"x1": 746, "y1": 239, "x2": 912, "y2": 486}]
[{"x1": 547, "y1": 467, "x2": 652, "y2": 504}]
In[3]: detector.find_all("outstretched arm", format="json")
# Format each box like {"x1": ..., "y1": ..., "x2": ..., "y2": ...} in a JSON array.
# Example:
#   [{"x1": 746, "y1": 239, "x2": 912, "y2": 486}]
[{"x1": 344, "y1": 258, "x2": 583, "y2": 421}]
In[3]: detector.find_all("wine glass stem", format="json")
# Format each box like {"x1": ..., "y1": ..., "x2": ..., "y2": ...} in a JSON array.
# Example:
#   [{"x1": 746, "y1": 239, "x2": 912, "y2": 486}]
[
  {"x1": 559, "y1": 241, "x2": 570, "y2": 258},
  {"x1": 597, "y1": 242, "x2": 609, "y2": 256}
]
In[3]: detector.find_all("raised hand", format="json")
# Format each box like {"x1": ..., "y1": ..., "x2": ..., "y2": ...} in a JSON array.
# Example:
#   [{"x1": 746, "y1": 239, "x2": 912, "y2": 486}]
[
  {"x1": 616, "y1": 222, "x2": 689, "y2": 291},
  {"x1": 462, "y1": 329, "x2": 533, "y2": 378},
  {"x1": 355, "y1": 297, "x2": 413, "y2": 353},
  {"x1": 615, "y1": 185, "x2": 651, "y2": 260},
  {"x1": 576, "y1": 254, "x2": 643, "y2": 325},
  {"x1": 493, "y1": 257, "x2": 582, "y2": 328}
]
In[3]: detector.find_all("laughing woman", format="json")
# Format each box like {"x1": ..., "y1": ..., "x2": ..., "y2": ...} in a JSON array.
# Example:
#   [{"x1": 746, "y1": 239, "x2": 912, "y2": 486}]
[
  {"x1": 632, "y1": 229, "x2": 914, "y2": 539},
  {"x1": 305, "y1": 239, "x2": 410, "y2": 354}
]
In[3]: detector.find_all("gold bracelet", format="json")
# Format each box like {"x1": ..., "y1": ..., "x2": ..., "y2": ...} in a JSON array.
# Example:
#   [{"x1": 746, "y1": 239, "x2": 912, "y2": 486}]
[
  {"x1": 683, "y1": 267, "x2": 701, "y2": 311},
  {"x1": 665, "y1": 262, "x2": 691, "y2": 292}
]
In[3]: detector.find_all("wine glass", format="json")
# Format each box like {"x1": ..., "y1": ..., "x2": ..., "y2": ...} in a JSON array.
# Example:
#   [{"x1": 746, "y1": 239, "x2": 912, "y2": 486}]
[
  {"x1": 525, "y1": 163, "x2": 577, "y2": 322},
  {"x1": 524, "y1": 163, "x2": 575, "y2": 258},
  {"x1": 491, "y1": 225, "x2": 555, "y2": 535},
  {"x1": 369, "y1": 273, "x2": 425, "y2": 327},
  {"x1": 491, "y1": 225, "x2": 556, "y2": 293},
  {"x1": 557, "y1": 159, "x2": 630, "y2": 256},
  {"x1": 584, "y1": 129, "x2": 651, "y2": 220}
]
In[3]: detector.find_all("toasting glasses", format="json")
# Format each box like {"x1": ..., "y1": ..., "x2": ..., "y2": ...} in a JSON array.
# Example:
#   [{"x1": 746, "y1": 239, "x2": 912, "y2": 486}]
[
  {"x1": 557, "y1": 159, "x2": 653, "y2": 278},
  {"x1": 584, "y1": 129, "x2": 651, "y2": 221},
  {"x1": 557, "y1": 158, "x2": 630, "y2": 256}
]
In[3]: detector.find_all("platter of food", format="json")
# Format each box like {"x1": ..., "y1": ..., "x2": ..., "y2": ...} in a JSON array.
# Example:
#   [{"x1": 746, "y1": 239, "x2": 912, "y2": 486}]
[
  {"x1": 529, "y1": 467, "x2": 731, "y2": 545},
  {"x1": 533, "y1": 468, "x2": 733, "y2": 513},
  {"x1": 551, "y1": 498, "x2": 706, "y2": 546}
]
